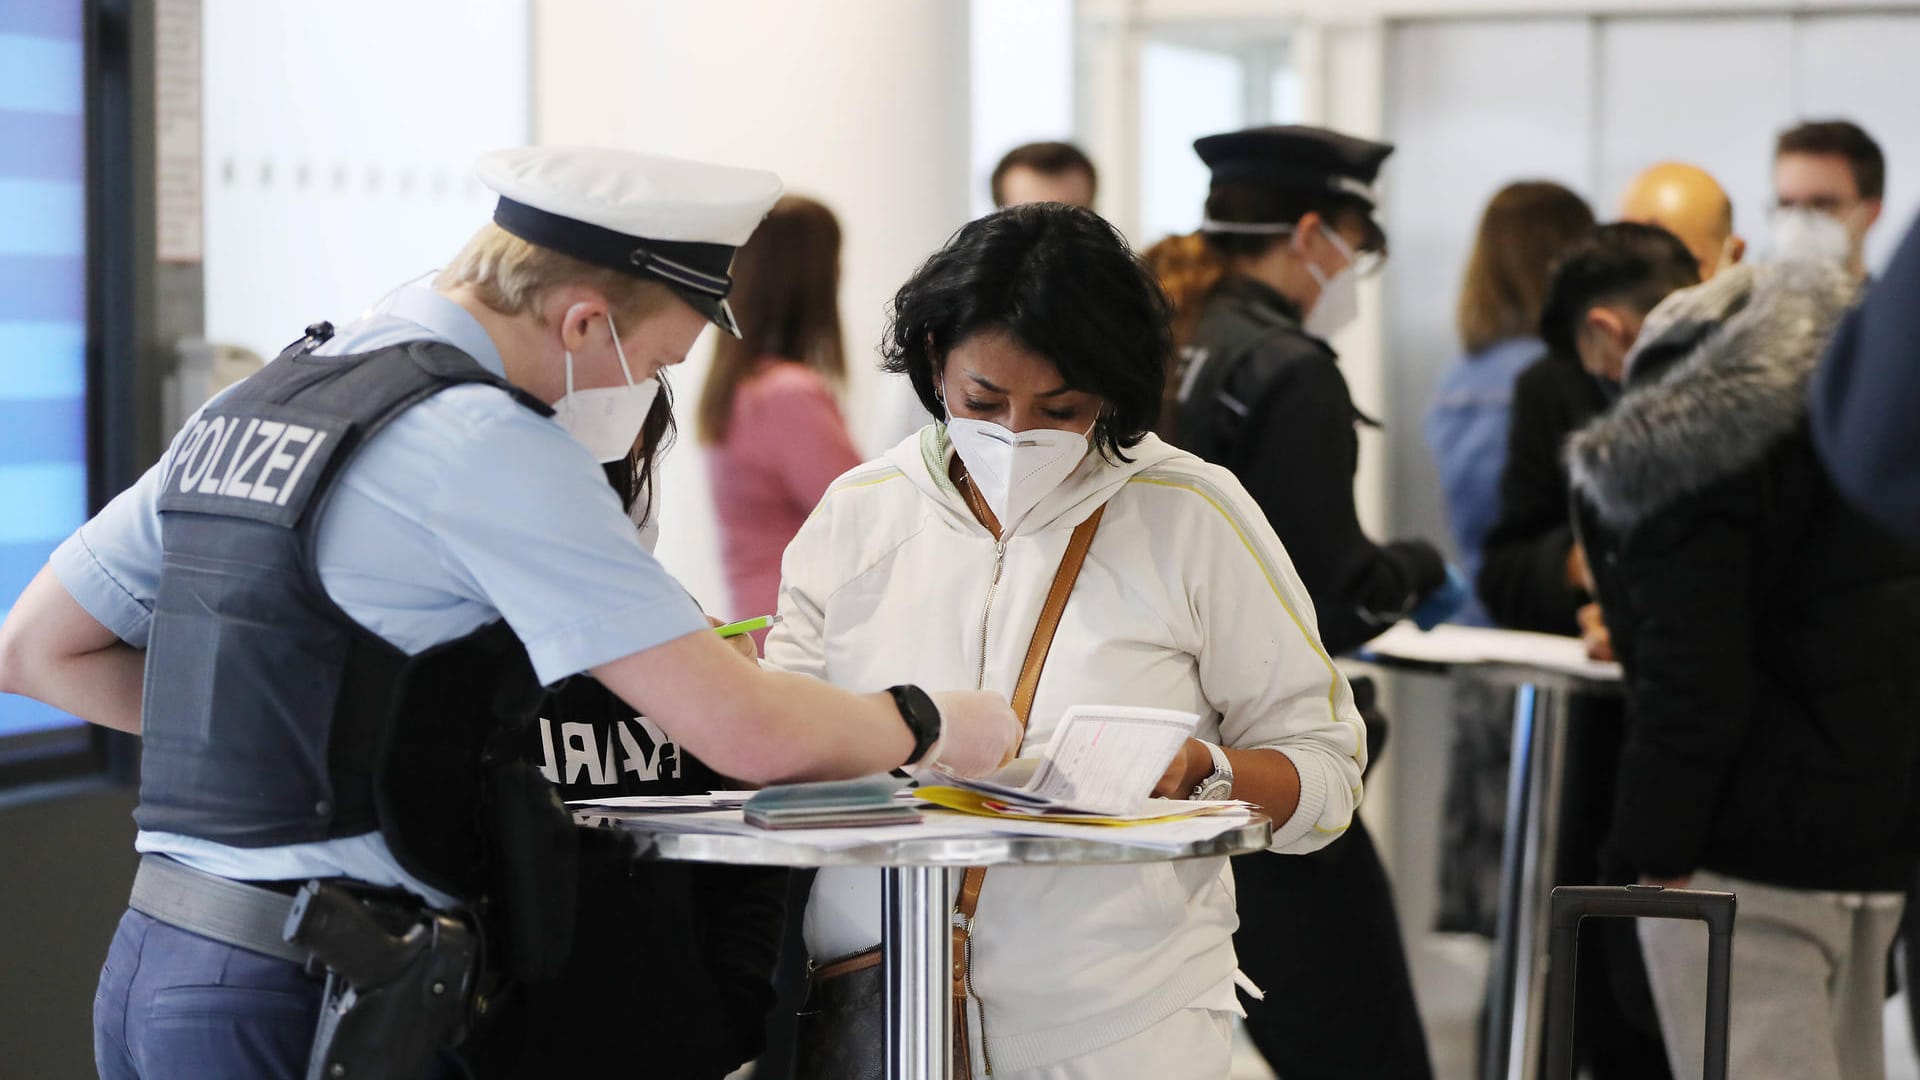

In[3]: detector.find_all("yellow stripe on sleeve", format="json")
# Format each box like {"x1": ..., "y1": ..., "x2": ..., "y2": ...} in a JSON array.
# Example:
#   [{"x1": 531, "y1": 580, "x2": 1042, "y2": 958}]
[{"x1": 1127, "y1": 474, "x2": 1360, "y2": 834}]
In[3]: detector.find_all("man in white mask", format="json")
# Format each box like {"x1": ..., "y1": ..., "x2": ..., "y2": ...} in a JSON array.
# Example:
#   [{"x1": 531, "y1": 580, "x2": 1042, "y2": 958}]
[
  {"x1": 1165, "y1": 125, "x2": 1460, "y2": 1080},
  {"x1": 0, "y1": 145, "x2": 1019, "y2": 1080},
  {"x1": 1772, "y1": 119, "x2": 1886, "y2": 279}
]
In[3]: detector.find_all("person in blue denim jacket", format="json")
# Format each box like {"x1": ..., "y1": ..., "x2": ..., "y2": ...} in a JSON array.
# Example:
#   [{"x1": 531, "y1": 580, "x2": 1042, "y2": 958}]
[{"x1": 1424, "y1": 181, "x2": 1593, "y2": 625}]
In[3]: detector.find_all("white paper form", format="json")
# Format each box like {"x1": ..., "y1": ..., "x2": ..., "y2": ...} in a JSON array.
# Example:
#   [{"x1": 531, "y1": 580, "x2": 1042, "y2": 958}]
[
  {"x1": 1362, "y1": 622, "x2": 1622, "y2": 682},
  {"x1": 938, "y1": 705, "x2": 1200, "y2": 816}
]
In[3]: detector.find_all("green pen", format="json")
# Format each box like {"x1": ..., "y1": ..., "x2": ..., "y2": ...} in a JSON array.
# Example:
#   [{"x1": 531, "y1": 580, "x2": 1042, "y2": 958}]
[{"x1": 714, "y1": 614, "x2": 781, "y2": 639}]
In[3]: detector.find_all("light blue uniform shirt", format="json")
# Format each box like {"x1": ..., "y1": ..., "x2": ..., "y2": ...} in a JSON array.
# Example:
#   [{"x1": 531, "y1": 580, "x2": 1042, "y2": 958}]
[{"x1": 51, "y1": 285, "x2": 708, "y2": 907}]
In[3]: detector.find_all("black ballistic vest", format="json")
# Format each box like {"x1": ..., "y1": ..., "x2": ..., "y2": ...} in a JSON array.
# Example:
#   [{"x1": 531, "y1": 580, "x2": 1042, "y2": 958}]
[{"x1": 137, "y1": 334, "x2": 553, "y2": 900}]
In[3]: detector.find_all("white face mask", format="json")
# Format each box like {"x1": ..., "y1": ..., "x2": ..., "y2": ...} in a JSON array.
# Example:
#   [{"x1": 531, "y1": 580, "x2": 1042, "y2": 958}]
[
  {"x1": 944, "y1": 384, "x2": 1095, "y2": 533},
  {"x1": 552, "y1": 315, "x2": 660, "y2": 463},
  {"x1": 1303, "y1": 225, "x2": 1360, "y2": 340},
  {"x1": 1768, "y1": 207, "x2": 1852, "y2": 266}
]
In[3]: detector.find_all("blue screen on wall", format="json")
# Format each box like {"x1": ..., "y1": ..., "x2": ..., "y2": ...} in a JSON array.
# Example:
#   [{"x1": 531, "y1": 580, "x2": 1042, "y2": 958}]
[{"x1": 0, "y1": 4, "x2": 89, "y2": 740}]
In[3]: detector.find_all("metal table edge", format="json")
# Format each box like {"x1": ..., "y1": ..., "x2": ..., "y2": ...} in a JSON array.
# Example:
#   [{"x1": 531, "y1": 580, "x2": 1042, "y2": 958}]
[{"x1": 580, "y1": 814, "x2": 1274, "y2": 869}]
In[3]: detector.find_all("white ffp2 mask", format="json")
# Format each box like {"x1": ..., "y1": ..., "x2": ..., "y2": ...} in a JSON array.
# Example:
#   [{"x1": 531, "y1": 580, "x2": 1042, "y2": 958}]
[
  {"x1": 1303, "y1": 226, "x2": 1361, "y2": 340},
  {"x1": 1768, "y1": 208, "x2": 1851, "y2": 267},
  {"x1": 552, "y1": 316, "x2": 660, "y2": 463},
  {"x1": 946, "y1": 408, "x2": 1094, "y2": 532}
]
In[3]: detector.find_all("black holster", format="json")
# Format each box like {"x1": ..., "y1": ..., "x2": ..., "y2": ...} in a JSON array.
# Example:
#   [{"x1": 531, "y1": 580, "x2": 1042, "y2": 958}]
[{"x1": 284, "y1": 881, "x2": 479, "y2": 1080}]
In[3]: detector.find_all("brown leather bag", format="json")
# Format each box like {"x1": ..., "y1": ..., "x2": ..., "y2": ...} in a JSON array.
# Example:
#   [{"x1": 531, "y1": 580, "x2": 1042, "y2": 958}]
[{"x1": 792, "y1": 504, "x2": 1107, "y2": 1080}]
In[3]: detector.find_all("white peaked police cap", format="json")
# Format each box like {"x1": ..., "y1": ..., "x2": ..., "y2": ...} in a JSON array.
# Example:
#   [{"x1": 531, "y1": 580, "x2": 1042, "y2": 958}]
[{"x1": 475, "y1": 146, "x2": 785, "y2": 337}]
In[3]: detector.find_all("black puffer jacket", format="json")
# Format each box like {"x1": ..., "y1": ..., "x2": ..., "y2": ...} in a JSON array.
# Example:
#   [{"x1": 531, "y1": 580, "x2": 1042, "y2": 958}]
[{"x1": 1571, "y1": 261, "x2": 1920, "y2": 891}]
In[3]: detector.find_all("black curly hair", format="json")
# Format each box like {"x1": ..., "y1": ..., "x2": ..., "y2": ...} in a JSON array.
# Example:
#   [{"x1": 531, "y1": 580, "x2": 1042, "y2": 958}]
[{"x1": 880, "y1": 203, "x2": 1174, "y2": 461}]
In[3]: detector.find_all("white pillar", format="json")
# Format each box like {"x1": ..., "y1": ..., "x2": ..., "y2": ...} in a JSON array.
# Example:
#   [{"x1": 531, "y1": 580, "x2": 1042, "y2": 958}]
[{"x1": 535, "y1": 0, "x2": 972, "y2": 611}]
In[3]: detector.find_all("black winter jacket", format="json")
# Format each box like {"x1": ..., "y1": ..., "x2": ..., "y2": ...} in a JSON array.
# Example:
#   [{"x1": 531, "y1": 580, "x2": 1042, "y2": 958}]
[
  {"x1": 1477, "y1": 350, "x2": 1607, "y2": 635},
  {"x1": 1570, "y1": 261, "x2": 1920, "y2": 892},
  {"x1": 1175, "y1": 276, "x2": 1445, "y2": 654}
]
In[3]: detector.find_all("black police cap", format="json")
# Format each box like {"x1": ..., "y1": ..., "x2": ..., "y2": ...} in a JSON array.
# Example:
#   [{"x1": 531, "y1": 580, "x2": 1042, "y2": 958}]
[{"x1": 1194, "y1": 125, "x2": 1394, "y2": 206}]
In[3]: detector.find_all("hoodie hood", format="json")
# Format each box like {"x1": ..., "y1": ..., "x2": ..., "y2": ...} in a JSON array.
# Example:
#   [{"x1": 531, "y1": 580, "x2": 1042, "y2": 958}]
[
  {"x1": 885, "y1": 423, "x2": 1187, "y2": 536},
  {"x1": 1567, "y1": 259, "x2": 1859, "y2": 531}
]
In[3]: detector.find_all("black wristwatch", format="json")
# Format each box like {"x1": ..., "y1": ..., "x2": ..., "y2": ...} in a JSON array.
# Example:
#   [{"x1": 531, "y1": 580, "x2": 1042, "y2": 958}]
[{"x1": 885, "y1": 685, "x2": 942, "y2": 768}]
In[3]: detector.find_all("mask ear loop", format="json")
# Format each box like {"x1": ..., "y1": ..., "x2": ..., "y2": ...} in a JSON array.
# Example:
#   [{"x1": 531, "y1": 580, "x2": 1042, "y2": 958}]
[
  {"x1": 1316, "y1": 221, "x2": 1360, "y2": 276},
  {"x1": 935, "y1": 373, "x2": 954, "y2": 424},
  {"x1": 606, "y1": 314, "x2": 637, "y2": 387}
]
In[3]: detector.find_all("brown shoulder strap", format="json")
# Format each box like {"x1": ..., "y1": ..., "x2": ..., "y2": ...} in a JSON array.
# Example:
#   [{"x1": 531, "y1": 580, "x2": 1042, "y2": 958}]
[
  {"x1": 1009, "y1": 504, "x2": 1107, "y2": 728},
  {"x1": 956, "y1": 503, "x2": 1107, "y2": 924}
]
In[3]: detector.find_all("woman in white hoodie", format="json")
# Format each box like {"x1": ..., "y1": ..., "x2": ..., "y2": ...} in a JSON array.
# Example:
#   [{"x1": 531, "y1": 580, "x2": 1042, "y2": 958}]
[{"x1": 768, "y1": 204, "x2": 1367, "y2": 1080}]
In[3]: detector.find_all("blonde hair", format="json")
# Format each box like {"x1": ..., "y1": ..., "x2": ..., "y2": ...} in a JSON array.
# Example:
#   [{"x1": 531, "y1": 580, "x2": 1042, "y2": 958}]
[{"x1": 434, "y1": 223, "x2": 679, "y2": 326}]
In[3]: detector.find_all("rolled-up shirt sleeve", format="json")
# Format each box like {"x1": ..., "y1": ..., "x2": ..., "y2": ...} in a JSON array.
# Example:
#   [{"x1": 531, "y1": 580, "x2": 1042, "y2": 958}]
[{"x1": 48, "y1": 425, "x2": 198, "y2": 646}]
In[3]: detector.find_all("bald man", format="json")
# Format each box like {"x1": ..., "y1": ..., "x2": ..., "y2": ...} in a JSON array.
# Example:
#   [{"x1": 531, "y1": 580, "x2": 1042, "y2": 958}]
[{"x1": 1618, "y1": 162, "x2": 1745, "y2": 280}]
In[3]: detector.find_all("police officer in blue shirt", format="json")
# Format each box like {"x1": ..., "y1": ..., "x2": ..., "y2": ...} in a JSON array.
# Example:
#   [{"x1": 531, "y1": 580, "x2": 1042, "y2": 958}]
[{"x1": 0, "y1": 145, "x2": 1020, "y2": 1080}]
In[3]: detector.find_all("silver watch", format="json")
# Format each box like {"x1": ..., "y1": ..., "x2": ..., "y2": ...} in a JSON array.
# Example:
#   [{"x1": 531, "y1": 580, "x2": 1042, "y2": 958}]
[{"x1": 1190, "y1": 741, "x2": 1233, "y2": 801}]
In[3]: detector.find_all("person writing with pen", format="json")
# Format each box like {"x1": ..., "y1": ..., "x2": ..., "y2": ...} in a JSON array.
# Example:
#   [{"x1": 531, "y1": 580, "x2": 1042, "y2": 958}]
[{"x1": 476, "y1": 405, "x2": 795, "y2": 1080}]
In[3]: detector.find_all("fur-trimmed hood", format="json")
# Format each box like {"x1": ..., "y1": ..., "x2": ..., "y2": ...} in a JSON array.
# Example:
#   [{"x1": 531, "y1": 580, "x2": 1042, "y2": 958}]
[{"x1": 1568, "y1": 260, "x2": 1860, "y2": 530}]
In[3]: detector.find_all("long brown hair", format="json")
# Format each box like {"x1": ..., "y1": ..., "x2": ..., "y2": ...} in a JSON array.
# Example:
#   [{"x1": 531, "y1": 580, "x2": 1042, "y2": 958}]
[
  {"x1": 1456, "y1": 181, "x2": 1595, "y2": 354},
  {"x1": 697, "y1": 195, "x2": 846, "y2": 444}
]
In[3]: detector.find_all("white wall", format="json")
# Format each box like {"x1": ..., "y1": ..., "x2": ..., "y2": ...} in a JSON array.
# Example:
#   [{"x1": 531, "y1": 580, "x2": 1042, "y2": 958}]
[
  {"x1": 201, "y1": 0, "x2": 530, "y2": 361},
  {"x1": 535, "y1": 0, "x2": 972, "y2": 614},
  {"x1": 970, "y1": 0, "x2": 1075, "y2": 219}
]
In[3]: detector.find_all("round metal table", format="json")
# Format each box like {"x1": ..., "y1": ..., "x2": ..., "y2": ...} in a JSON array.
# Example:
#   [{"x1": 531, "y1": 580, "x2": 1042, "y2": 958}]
[{"x1": 580, "y1": 810, "x2": 1272, "y2": 1080}]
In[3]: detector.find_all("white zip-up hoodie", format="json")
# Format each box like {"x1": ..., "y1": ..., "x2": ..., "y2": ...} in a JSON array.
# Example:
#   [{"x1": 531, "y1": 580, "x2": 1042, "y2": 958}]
[{"x1": 765, "y1": 426, "x2": 1366, "y2": 1074}]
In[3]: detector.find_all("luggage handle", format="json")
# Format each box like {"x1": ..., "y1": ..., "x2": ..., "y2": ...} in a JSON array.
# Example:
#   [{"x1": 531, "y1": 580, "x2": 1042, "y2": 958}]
[{"x1": 1543, "y1": 885, "x2": 1736, "y2": 1080}]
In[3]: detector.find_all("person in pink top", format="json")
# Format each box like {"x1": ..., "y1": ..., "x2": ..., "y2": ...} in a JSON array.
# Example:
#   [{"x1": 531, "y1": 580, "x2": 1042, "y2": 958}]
[{"x1": 699, "y1": 195, "x2": 863, "y2": 635}]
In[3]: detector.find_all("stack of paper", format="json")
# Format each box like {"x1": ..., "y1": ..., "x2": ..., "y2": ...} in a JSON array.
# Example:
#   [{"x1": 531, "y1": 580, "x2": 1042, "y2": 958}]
[
  {"x1": 926, "y1": 704, "x2": 1204, "y2": 823},
  {"x1": 917, "y1": 785, "x2": 1246, "y2": 827},
  {"x1": 1361, "y1": 622, "x2": 1622, "y2": 682},
  {"x1": 565, "y1": 791, "x2": 754, "y2": 811}
]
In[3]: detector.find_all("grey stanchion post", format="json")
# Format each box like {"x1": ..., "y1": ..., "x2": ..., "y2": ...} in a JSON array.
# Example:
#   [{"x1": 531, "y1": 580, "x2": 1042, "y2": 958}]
[
  {"x1": 1487, "y1": 681, "x2": 1573, "y2": 1080},
  {"x1": 1484, "y1": 682, "x2": 1538, "y2": 1080},
  {"x1": 1541, "y1": 885, "x2": 1736, "y2": 1080},
  {"x1": 884, "y1": 865, "x2": 954, "y2": 1080}
]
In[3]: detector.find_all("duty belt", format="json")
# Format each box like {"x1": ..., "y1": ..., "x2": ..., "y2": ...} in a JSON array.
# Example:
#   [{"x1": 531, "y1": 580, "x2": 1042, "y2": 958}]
[{"x1": 128, "y1": 854, "x2": 317, "y2": 966}]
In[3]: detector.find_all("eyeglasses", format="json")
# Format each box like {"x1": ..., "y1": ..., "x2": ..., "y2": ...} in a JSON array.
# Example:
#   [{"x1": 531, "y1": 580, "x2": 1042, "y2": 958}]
[
  {"x1": 1349, "y1": 248, "x2": 1388, "y2": 280},
  {"x1": 1319, "y1": 226, "x2": 1388, "y2": 279}
]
